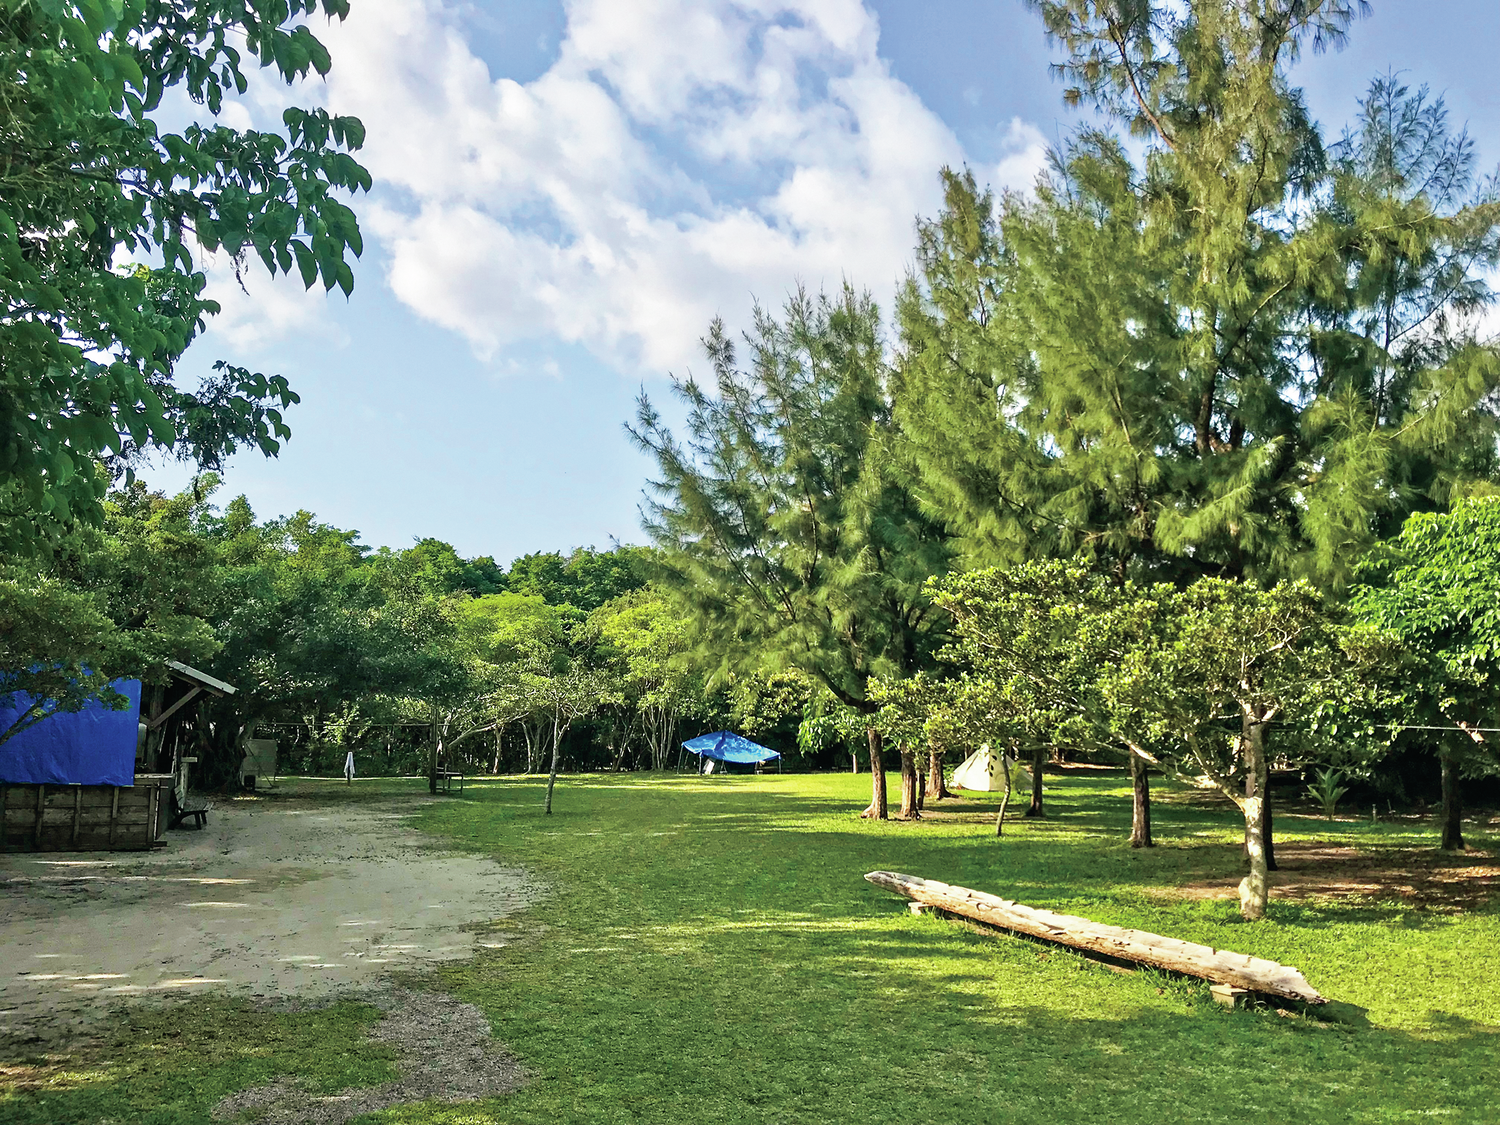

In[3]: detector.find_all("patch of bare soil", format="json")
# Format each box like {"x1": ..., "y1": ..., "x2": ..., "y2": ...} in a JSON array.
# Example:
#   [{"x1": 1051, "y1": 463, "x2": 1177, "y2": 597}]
[
  {"x1": 0, "y1": 782, "x2": 537, "y2": 1042},
  {"x1": 1163, "y1": 842, "x2": 1500, "y2": 910},
  {"x1": 211, "y1": 987, "x2": 524, "y2": 1125}
]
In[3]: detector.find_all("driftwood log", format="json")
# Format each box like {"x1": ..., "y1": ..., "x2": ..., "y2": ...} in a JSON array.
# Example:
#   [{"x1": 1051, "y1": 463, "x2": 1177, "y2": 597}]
[{"x1": 866, "y1": 871, "x2": 1326, "y2": 1004}]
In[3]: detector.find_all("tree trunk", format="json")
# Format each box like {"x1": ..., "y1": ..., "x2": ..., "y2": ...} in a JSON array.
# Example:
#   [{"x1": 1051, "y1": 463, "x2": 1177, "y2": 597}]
[
  {"x1": 544, "y1": 711, "x2": 563, "y2": 815},
  {"x1": 1237, "y1": 719, "x2": 1270, "y2": 920},
  {"x1": 1239, "y1": 797, "x2": 1269, "y2": 920},
  {"x1": 995, "y1": 749, "x2": 1014, "y2": 837},
  {"x1": 927, "y1": 745, "x2": 952, "y2": 800},
  {"x1": 851, "y1": 749, "x2": 859, "y2": 774},
  {"x1": 141, "y1": 684, "x2": 166, "y2": 770},
  {"x1": 1129, "y1": 749, "x2": 1153, "y2": 848},
  {"x1": 428, "y1": 712, "x2": 440, "y2": 795},
  {"x1": 866, "y1": 872, "x2": 1327, "y2": 1004},
  {"x1": 917, "y1": 768, "x2": 926, "y2": 811},
  {"x1": 491, "y1": 726, "x2": 502, "y2": 775},
  {"x1": 521, "y1": 723, "x2": 533, "y2": 774},
  {"x1": 1240, "y1": 722, "x2": 1277, "y2": 870},
  {"x1": 860, "y1": 726, "x2": 887, "y2": 820},
  {"x1": 898, "y1": 748, "x2": 921, "y2": 819},
  {"x1": 1440, "y1": 747, "x2": 1464, "y2": 851},
  {"x1": 1024, "y1": 742, "x2": 1045, "y2": 817}
]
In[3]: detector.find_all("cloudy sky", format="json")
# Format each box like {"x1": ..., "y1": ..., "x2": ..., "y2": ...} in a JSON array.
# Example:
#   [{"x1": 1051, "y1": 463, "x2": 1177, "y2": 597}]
[{"x1": 149, "y1": 0, "x2": 1500, "y2": 562}]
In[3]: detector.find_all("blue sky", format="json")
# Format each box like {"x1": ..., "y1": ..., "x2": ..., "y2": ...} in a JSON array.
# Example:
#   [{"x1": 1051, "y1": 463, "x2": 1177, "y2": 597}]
[{"x1": 148, "y1": 0, "x2": 1500, "y2": 563}]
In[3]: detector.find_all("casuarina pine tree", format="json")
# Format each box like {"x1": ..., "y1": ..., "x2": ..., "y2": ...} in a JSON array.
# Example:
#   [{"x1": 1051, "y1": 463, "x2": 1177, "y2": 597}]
[
  {"x1": 630, "y1": 287, "x2": 952, "y2": 819},
  {"x1": 896, "y1": 2, "x2": 1500, "y2": 589}
]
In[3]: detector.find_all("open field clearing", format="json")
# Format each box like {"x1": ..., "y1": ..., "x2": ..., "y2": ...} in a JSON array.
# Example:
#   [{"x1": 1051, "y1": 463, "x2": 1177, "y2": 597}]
[{"x1": 4, "y1": 772, "x2": 1496, "y2": 1124}]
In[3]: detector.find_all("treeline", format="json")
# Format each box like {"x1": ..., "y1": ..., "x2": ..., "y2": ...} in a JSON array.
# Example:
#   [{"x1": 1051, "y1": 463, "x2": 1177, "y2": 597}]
[
  {"x1": 628, "y1": 3, "x2": 1500, "y2": 920},
  {"x1": 0, "y1": 478, "x2": 840, "y2": 788}
]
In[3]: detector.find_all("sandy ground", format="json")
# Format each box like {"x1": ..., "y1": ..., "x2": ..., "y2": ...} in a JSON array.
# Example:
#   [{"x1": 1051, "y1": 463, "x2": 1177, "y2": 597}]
[{"x1": 0, "y1": 782, "x2": 536, "y2": 1042}]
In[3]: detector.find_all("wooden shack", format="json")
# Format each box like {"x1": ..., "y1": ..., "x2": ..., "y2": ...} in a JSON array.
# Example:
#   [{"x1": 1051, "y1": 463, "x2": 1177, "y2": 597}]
[
  {"x1": 0, "y1": 661, "x2": 235, "y2": 852},
  {"x1": 0, "y1": 781, "x2": 161, "y2": 851}
]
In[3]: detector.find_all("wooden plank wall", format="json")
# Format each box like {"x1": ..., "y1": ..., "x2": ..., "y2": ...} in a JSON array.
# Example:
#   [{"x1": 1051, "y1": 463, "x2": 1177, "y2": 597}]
[
  {"x1": 133, "y1": 774, "x2": 174, "y2": 841},
  {"x1": 0, "y1": 783, "x2": 160, "y2": 852}
]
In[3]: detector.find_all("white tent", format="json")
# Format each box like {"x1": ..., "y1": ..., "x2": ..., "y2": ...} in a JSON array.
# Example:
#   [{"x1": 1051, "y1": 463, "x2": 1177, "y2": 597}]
[{"x1": 951, "y1": 744, "x2": 1031, "y2": 792}]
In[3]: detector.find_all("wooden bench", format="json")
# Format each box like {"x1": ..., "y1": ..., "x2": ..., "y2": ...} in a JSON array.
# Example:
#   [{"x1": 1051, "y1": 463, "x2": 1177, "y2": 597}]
[
  {"x1": 169, "y1": 791, "x2": 210, "y2": 830},
  {"x1": 435, "y1": 771, "x2": 466, "y2": 795}
]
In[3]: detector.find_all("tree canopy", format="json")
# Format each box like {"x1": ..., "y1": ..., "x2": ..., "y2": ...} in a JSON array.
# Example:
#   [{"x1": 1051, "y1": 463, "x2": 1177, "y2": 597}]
[
  {"x1": 1350, "y1": 497, "x2": 1500, "y2": 848},
  {"x1": 630, "y1": 287, "x2": 953, "y2": 816},
  {"x1": 895, "y1": 5, "x2": 1500, "y2": 588},
  {"x1": 0, "y1": 0, "x2": 369, "y2": 552}
]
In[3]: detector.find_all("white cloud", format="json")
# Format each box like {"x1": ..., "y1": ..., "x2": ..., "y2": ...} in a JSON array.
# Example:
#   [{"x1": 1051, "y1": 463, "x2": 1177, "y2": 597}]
[
  {"x1": 198, "y1": 253, "x2": 348, "y2": 353},
  {"x1": 316, "y1": 0, "x2": 974, "y2": 373},
  {"x1": 991, "y1": 117, "x2": 1051, "y2": 194}
]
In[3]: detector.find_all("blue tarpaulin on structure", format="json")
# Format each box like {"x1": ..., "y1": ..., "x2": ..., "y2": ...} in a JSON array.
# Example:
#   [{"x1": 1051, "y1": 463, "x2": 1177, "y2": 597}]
[
  {"x1": 0, "y1": 680, "x2": 142, "y2": 786},
  {"x1": 682, "y1": 730, "x2": 780, "y2": 764}
]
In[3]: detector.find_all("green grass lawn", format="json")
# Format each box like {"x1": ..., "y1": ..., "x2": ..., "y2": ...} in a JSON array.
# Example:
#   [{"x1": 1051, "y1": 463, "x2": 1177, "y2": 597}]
[{"x1": 4, "y1": 770, "x2": 1499, "y2": 1124}]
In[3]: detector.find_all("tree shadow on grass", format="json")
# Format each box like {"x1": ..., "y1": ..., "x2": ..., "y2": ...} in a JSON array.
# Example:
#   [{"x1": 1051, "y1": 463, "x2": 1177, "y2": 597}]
[
  {"x1": 441, "y1": 776, "x2": 1500, "y2": 927},
  {"x1": 441, "y1": 884, "x2": 1500, "y2": 1125}
]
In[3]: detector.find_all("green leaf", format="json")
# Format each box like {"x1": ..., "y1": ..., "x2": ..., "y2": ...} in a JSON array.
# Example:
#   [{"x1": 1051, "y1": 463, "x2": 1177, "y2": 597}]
[{"x1": 291, "y1": 240, "x2": 319, "y2": 288}]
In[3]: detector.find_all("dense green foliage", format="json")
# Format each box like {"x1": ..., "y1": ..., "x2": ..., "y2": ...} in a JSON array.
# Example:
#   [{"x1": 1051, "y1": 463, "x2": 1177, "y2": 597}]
[
  {"x1": 632, "y1": 289, "x2": 951, "y2": 712},
  {"x1": 1351, "y1": 498, "x2": 1500, "y2": 847},
  {"x1": 894, "y1": 7, "x2": 1500, "y2": 587},
  {"x1": 0, "y1": 479, "x2": 767, "y2": 787},
  {"x1": 0, "y1": 0, "x2": 369, "y2": 551},
  {"x1": 930, "y1": 562, "x2": 1383, "y2": 915},
  {"x1": 631, "y1": 287, "x2": 953, "y2": 815}
]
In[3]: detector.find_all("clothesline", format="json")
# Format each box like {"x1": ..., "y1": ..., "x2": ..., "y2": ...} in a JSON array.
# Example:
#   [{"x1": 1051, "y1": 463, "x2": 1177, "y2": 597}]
[{"x1": 1368, "y1": 723, "x2": 1500, "y2": 733}]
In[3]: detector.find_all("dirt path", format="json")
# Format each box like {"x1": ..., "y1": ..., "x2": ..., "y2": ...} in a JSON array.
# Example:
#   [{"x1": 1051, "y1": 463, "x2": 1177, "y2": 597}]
[
  {"x1": 0, "y1": 782, "x2": 536, "y2": 1042},
  {"x1": 209, "y1": 986, "x2": 525, "y2": 1124}
]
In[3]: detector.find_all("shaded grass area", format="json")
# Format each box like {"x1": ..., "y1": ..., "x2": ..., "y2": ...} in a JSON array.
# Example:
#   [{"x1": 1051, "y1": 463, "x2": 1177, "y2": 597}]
[
  {"x1": 412, "y1": 771, "x2": 1500, "y2": 1125},
  {"x1": 0, "y1": 999, "x2": 394, "y2": 1125},
  {"x1": 2, "y1": 772, "x2": 1497, "y2": 1124}
]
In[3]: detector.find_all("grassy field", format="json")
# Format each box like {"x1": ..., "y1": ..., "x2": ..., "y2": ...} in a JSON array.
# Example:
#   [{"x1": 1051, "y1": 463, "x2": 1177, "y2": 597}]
[{"x1": 4, "y1": 770, "x2": 1499, "y2": 1124}]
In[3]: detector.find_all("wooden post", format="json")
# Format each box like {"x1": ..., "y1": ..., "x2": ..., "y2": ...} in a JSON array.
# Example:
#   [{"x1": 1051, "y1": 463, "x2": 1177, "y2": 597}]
[
  {"x1": 70, "y1": 785, "x2": 81, "y2": 849},
  {"x1": 108, "y1": 787, "x2": 120, "y2": 850},
  {"x1": 34, "y1": 784, "x2": 44, "y2": 850}
]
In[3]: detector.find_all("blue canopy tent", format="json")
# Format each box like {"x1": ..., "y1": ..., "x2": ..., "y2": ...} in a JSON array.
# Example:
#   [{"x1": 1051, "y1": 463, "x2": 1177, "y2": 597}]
[{"x1": 680, "y1": 730, "x2": 781, "y2": 774}]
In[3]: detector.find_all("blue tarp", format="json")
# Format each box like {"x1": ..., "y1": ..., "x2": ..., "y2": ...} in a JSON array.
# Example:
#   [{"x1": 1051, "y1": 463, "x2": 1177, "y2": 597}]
[
  {"x1": 0, "y1": 680, "x2": 142, "y2": 787},
  {"x1": 682, "y1": 730, "x2": 780, "y2": 764}
]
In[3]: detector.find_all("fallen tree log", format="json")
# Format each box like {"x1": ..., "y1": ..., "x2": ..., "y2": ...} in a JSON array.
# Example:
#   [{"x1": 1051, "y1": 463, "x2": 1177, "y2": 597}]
[{"x1": 866, "y1": 871, "x2": 1326, "y2": 1004}]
